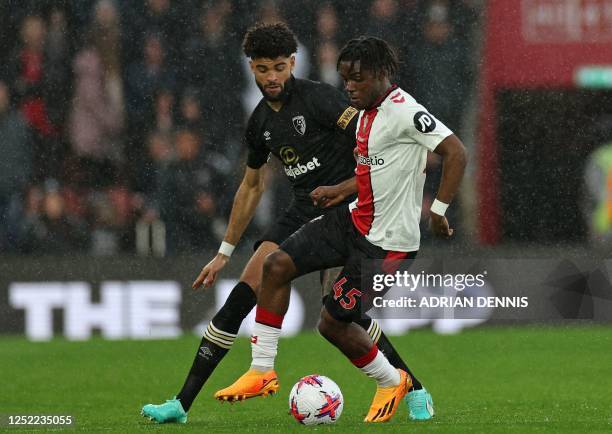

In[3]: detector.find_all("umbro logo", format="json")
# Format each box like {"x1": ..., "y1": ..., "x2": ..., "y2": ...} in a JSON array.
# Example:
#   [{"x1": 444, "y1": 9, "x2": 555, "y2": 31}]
[
  {"x1": 264, "y1": 131, "x2": 271, "y2": 141},
  {"x1": 198, "y1": 346, "x2": 213, "y2": 359}
]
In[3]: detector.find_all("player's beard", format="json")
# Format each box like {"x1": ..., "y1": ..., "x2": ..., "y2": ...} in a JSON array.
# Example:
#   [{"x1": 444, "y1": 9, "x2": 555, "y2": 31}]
[{"x1": 257, "y1": 76, "x2": 293, "y2": 102}]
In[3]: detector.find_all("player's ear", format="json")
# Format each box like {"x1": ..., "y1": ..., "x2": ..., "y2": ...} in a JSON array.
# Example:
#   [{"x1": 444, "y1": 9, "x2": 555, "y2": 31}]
[
  {"x1": 249, "y1": 59, "x2": 256, "y2": 73},
  {"x1": 289, "y1": 54, "x2": 296, "y2": 71}
]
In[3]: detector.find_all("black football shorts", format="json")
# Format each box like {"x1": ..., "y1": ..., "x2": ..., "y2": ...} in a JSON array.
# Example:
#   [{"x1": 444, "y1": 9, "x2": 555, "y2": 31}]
[
  {"x1": 254, "y1": 203, "x2": 315, "y2": 251},
  {"x1": 280, "y1": 206, "x2": 417, "y2": 322}
]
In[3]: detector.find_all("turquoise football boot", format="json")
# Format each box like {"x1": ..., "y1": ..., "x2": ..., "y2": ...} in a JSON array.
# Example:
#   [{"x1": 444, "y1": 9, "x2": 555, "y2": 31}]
[
  {"x1": 141, "y1": 397, "x2": 187, "y2": 424},
  {"x1": 405, "y1": 388, "x2": 434, "y2": 420}
]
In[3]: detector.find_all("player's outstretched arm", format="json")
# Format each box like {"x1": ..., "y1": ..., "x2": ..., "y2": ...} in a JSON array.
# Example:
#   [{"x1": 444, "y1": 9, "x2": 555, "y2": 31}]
[
  {"x1": 310, "y1": 176, "x2": 357, "y2": 208},
  {"x1": 192, "y1": 167, "x2": 266, "y2": 289},
  {"x1": 430, "y1": 134, "x2": 467, "y2": 238}
]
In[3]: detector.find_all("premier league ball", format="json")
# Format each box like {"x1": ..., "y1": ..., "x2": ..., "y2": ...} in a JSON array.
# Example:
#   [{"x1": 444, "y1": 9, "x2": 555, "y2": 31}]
[{"x1": 288, "y1": 374, "x2": 344, "y2": 425}]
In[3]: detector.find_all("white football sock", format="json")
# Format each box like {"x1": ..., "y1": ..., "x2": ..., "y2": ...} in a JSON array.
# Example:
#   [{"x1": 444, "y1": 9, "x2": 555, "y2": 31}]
[
  {"x1": 250, "y1": 322, "x2": 281, "y2": 371},
  {"x1": 360, "y1": 350, "x2": 401, "y2": 387}
]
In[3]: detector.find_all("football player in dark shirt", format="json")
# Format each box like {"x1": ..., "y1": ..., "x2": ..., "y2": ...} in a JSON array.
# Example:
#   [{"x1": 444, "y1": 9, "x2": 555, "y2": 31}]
[{"x1": 142, "y1": 23, "x2": 431, "y2": 424}]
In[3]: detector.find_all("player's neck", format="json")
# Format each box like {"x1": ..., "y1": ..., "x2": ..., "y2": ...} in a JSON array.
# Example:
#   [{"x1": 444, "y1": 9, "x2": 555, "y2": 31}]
[
  {"x1": 266, "y1": 100, "x2": 284, "y2": 112},
  {"x1": 368, "y1": 80, "x2": 395, "y2": 110}
]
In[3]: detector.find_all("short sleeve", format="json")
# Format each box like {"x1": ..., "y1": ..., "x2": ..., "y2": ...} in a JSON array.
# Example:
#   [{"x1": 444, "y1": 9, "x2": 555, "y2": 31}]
[
  {"x1": 244, "y1": 113, "x2": 270, "y2": 169},
  {"x1": 391, "y1": 99, "x2": 453, "y2": 151}
]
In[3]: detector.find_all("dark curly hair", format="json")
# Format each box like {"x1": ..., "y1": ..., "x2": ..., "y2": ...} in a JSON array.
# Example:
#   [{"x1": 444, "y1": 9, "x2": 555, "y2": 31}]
[
  {"x1": 337, "y1": 36, "x2": 399, "y2": 79},
  {"x1": 242, "y1": 22, "x2": 298, "y2": 59}
]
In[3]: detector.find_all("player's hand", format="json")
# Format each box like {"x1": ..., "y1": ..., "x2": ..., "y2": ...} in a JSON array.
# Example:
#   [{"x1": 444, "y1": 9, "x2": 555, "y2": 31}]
[
  {"x1": 310, "y1": 185, "x2": 345, "y2": 208},
  {"x1": 192, "y1": 253, "x2": 230, "y2": 289},
  {"x1": 430, "y1": 213, "x2": 454, "y2": 239}
]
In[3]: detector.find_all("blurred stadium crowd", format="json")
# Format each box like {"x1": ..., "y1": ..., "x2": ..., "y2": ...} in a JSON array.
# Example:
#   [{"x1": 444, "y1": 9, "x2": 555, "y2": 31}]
[{"x1": 0, "y1": 0, "x2": 479, "y2": 256}]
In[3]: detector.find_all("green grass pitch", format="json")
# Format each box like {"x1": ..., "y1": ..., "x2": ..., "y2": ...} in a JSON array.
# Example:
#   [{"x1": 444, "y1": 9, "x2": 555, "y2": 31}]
[{"x1": 1, "y1": 326, "x2": 612, "y2": 433}]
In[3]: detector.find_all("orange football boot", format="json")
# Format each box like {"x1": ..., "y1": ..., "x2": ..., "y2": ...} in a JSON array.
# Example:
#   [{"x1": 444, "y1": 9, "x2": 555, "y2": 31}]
[
  {"x1": 214, "y1": 369, "x2": 279, "y2": 402},
  {"x1": 364, "y1": 369, "x2": 411, "y2": 423}
]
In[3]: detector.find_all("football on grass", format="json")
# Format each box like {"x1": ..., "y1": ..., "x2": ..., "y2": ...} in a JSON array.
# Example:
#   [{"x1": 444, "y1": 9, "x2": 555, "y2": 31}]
[{"x1": 288, "y1": 374, "x2": 343, "y2": 425}]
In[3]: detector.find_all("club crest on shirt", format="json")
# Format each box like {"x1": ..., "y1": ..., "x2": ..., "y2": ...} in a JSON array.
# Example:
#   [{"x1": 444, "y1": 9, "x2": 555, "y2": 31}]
[{"x1": 292, "y1": 115, "x2": 306, "y2": 135}]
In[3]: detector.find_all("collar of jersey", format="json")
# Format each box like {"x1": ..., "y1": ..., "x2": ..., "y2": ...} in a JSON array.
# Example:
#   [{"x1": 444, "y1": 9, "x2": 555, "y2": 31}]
[{"x1": 365, "y1": 84, "x2": 398, "y2": 111}]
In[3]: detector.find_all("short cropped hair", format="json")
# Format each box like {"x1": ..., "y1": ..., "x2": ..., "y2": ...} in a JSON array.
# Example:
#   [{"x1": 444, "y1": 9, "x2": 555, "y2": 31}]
[{"x1": 242, "y1": 22, "x2": 298, "y2": 59}]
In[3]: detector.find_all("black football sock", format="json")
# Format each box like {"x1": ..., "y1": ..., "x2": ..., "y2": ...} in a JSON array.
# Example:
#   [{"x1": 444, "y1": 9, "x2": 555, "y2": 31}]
[
  {"x1": 176, "y1": 281, "x2": 257, "y2": 410},
  {"x1": 355, "y1": 316, "x2": 423, "y2": 391},
  {"x1": 176, "y1": 335, "x2": 229, "y2": 411}
]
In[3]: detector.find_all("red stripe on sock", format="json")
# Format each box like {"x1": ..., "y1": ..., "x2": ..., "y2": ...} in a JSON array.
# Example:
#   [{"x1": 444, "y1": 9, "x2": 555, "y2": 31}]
[
  {"x1": 351, "y1": 345, "x2": 379, "y2": 368},
  {"x1": 255, "y1": 306, "x2": 284, "y2": 329}
]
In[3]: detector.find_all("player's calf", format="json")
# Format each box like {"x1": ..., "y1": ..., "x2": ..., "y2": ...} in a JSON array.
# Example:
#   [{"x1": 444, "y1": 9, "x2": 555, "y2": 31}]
[
  {"x1": 175, "y1": 282, "x2": 257, "y2": 411},
  {"x1": 317, "y1": 308, "x2": 372, "y2": 358},
  {"x1": 258, "y1": 250, "x2": 297, "y2": 311}
]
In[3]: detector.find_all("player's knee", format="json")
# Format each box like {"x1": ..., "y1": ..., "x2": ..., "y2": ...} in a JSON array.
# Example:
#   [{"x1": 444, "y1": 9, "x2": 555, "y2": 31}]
[
  {"x1": 262, "y1": 250, "x2": 295, "y2": 284},
  {"x1": 241, "y1": 241, "x2": 279, "y2": 293}
]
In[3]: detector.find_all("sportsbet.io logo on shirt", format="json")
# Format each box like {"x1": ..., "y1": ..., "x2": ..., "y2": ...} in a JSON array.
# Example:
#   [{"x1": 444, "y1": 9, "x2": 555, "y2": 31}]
[{"x1": 357, "y1": 154, "x2": 385, "y2": 166}]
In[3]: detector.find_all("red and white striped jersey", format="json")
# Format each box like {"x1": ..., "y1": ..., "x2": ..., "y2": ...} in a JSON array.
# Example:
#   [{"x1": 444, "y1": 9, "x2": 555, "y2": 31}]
[{"x1": 349, "y1": 86, "x2": 453, "y2": 252}]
